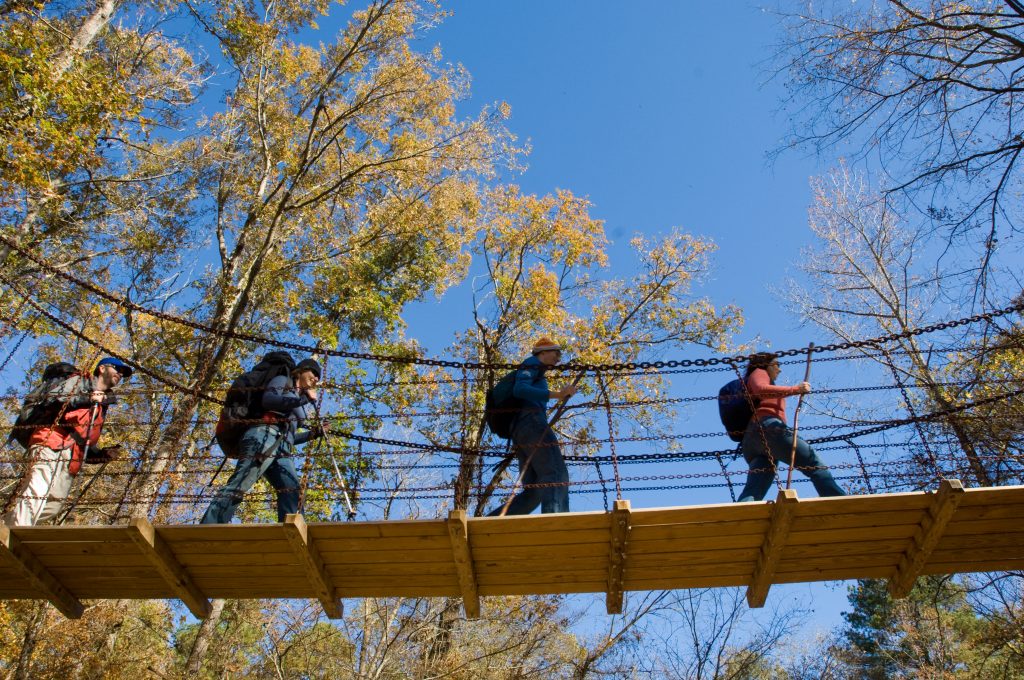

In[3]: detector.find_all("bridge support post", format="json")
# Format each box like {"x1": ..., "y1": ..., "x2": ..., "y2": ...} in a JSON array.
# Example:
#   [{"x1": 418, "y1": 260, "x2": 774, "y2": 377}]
[
  {"x1": 747, "y1": 488, "x2": 798, "y2": 608},
  {"x1": 283, "y1": 514, "x2": 343, "y2": 619},
  {"x1": 889, "y1": 479, "x2": 965, "y2": 598},
  {"x1": 606, "y1": 499, "x2": 631, "y2": 614},
  {"x1": 128, "y1": 517, "x2": 211, "y2": 619},
  {"x1": 447, "y1": 509, "x2": 480, "y2": 619},
  {"x1": 0, "y1": 525, "x2": 83, "y2": 618}
]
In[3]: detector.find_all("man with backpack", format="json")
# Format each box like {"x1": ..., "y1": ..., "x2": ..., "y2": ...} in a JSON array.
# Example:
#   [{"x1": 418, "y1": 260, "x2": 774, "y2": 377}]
[
  {"x1": 3, "y1": 357, "x2": 130, "y2": 526},
  {"x1": 488, "y1": 338, "x2": 578, "y2": 516},
  {"x1": 201, "y1": 354, "x2": 325, "y2": 524}
]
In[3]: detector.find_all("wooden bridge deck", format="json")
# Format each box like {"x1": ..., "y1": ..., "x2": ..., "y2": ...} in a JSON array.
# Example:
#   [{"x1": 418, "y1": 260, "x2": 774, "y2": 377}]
[{"x1": 1, "y1": 480, "x2": 1022, "y2": 619}]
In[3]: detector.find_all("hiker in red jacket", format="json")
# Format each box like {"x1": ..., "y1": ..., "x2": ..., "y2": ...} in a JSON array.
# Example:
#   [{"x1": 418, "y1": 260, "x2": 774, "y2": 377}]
[{"x1": 4, "y1": 357, "x2": 129, "y2": 526}]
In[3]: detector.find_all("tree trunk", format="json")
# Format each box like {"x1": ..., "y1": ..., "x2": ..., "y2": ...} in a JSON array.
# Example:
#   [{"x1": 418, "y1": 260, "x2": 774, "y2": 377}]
[
  {"x1": 13, "y1": 602, "x2": 47, "y2": 680},
  {"x1": 185, "y1": 598, "x2": 225, "y2": 675}
]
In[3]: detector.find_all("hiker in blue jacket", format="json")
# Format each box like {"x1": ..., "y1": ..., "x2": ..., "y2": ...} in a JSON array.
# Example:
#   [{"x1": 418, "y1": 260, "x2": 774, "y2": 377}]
[
  {"x1": 489, "y1": 338, "x2": 578, "y2": 516},
  {"x1": 202, "y1": 358, "x2": 325, "y2": 524}
]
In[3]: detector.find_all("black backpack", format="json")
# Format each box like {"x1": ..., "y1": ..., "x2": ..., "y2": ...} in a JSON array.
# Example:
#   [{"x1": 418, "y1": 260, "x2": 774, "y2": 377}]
[
  {"x1": 718, "y1": 378, "x2": 757, "y2": 443},
  {"x1": 484, "y1": 365, "x2": 541, "y2": 439},
  {"x1": 8, "y1": 362, "x2": 83, "y2": 449},
  {"x1": 215, "y1": 351, "x2": 296, "y2": 457}
]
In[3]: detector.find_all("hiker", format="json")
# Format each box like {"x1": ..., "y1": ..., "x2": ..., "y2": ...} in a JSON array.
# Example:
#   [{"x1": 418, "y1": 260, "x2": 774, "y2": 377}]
[
  {"x1": 737, "y1": 352, "x2": 845, "y2": 502},
  {"x1": 489, "y1": 338, "x2": 578, "y2": 516},
  {"x1": 3, "y1": 357, "x2": 130, "y2": 526},
  {"x1": 201, "y1": 356, "x2": 325, "y2": 524}
]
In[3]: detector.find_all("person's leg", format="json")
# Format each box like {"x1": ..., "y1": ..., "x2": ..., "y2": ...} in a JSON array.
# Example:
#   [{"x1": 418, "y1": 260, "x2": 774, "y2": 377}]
[
  {"x1": 35, "y1": 449, "x2": 74, "y2": 523},
  {"x1": 737, "y1": 420, "x2": 777, "y2": 502},
  {"x1": 792, "y1": 437, "x2": 846, "y2": 497},
  {"x1": 529, "y1": 428, "x2": 569, "y2": 514},
  {"x1": 490, "y1": 412, "x2": 547, "y2": 516},
  {"x1": 737, "y1": 454, "x2": 776, "y2": 502},
  {"x1": 5, "y1": 445, "x2": 71, "y2": 526},
  {"x1": 201, "y1": 426, "x2": 279, "y2": 524},
  {"x1": 263, "y1": 452, "x2": 301, "y2": 521}
]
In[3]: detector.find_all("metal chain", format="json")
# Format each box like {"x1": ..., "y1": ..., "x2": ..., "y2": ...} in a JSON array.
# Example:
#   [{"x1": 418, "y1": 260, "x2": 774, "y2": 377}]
[{"x1": 4, "y1": 233, "x2": 1022, "y2": 374}]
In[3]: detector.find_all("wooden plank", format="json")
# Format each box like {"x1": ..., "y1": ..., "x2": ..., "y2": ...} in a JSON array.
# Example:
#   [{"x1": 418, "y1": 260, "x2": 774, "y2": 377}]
[
  {"x1": 943, "y1": 518, "x2": 1024, "y2": 535},
  {"x1": 35, "y1": 554, "x2": 154, "y2": 568},
  {"x1": 956, "y1": 485, "x2": 1024, "y2": 506},
  {"x1": 606, "y1": 499, "x2": 630, "y2": 615},
  {"x1": 773, "y1": 566, "x2": 893, "y2": 584},
  {"x1": 156, "y1": 524, "x2": 292, "y2": 541},
  {"x1": 625, "y1": 574, "x2": 750, "y2": 590},
  {"x1": 166, "y1": 539, "x2": 295, "y2": 555},
  {"x1": 787, "y1": 524, "x2": 918, "y2": 545},
  {"x1": 470, "y1": 511, "x2": 611, "y2": 534},
  {"x1": 953, "y1": 503, "x2": 1024, "y2": 521},
  {"x1": 747, "y1": 488, "x2": 798, "y2": 608},
  {"x1": 476, "y1": 569, "x2": 608, "y2": 587},
  {"x1": 929, "y1": 546, "x2": 1024, "y2": 564},
  {"x1": 630, "y1": 519, "x2": 769, "y2": 542},
  {"x1": 628, "y1": 503, "x2": 771, "y2": 526},
  {"x1": 947, "y1": 531, "x2": 1024, "y2": 551},
  {"x1": 468, "y1": 529, "x2": 609, "y2": 549},
  {"x1": 629, "y1": 533, "x2": 766, "y2": 553},
  {"x1": 282, "y1": 514, "x2": 343, "y2": 619},
  {"x1": 889, "y1": 479, "x2": 965, "y2": 598},
  {"x1": 626, "y1": 548, "x2": 760, "y2": 568},
  {"x1": 478, "y1": 581, "x2": 607, "y2": 597},
  {"x1": 0, "y1": 525, "x2": 83, "y2": 618},
  {"x1": 447, "y1": 509, "x2": 479, "y2": 619},
  {"x1": 127, "y1": 518, "x2": 212, "y2": 619},
  {"x1": 319, "y1": 548, "x2": 455, "y2": 564},
  {"x1": 625, "y1": 562, "x2": 754, "y2": 580},
  {"x1": 788, "y1": 492, "x2": 930, "y2": 515},
  {"x1": 11, "y1": 526, "x2": 131, "y2": 543},
  {"x1": 473, "y1": 543, "x2": 609, "y2": 562},
  {"x1": 789, "y1": 510, "x2": 923, "y2": 532},
  {"x1": 776, "y1": 554, "x2": 900, "y2": 573},
  {"x1": 476, "y1": 555, "x2": 609, "y2": 575},
  {"x1": 27, "y1": 541, "x2": 139, "y2": 556},
  {"x1": 922, "y1": 559, "x2": 1024, "y2": 575},
  {"x1": 307, "y1": 519, "x2": 450, "y2": 539}
]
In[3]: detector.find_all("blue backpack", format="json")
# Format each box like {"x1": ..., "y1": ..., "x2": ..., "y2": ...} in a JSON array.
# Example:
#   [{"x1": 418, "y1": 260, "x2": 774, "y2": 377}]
[{"x1": 718, "y1": 378, "x2": 757, "y2": 442}]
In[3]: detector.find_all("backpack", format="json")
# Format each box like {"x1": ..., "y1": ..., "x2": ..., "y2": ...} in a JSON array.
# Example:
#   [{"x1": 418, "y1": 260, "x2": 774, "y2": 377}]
[
  {"x1": 215, "y1": 351, "x2": 296, "y2": 458},
  {"x1": 8, "y1": 362, "x2": 83, "y2": 450},
  {"x1": 484, "y1": 365, "x2": 541, "y2": 439},
  {"x1": 718, "y1": 378, "x2": 757, "y2": 443}
]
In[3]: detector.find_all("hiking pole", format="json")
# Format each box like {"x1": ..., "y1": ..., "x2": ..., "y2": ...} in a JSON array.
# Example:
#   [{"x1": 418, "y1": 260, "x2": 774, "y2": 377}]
[
  {"x1": 313, "y1": 402, "x2": 356, "y2": 521},
  {"x1": 786, "y1": 343, "x2": 814, "y2": 490},
  {"x1": 498, "y1": 371, "x2": 585, "y2": 518}
]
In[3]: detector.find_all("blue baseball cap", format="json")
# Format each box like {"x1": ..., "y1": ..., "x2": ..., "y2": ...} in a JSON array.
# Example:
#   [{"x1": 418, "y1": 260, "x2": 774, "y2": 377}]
[{"x1": 95, "y1": 357, "x2": 133, "y2": 378}]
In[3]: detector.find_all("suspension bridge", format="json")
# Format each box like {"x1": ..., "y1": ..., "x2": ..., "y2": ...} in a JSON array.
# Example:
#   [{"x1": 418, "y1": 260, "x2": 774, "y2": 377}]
[
  {"x1": 1, "y1": 235, "x2": 1023, "y2": 620},
  {"x1": 1, "y1": 479, "x2": 1022, "y2": 620}
]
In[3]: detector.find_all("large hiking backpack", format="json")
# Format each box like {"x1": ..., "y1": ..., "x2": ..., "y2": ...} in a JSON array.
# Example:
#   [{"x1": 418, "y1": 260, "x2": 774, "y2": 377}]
[
  {"x1": 215, "y1": 351, "x2": 296, "y2": 458},
  {"x1": 718, "y1": 378, "x2": 757, "y2": 443},
  {"x1": 8, "y1": 362, "x2": 83, "y2": 450},
  {"x1": 484, "y1": 365, "x2": 542, "y2": 439}
]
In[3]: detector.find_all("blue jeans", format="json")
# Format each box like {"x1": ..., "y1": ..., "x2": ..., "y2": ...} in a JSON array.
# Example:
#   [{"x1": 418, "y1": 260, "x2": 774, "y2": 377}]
[
  {"x1": 489, "y1": 410, "x2": 569, "y2": 515},
  {"x1": 201, "y1": 425, "x2": 301, "y2": 523},
  {"x1": 737, "y1": 417, "x2": 845, "y2": 502}
]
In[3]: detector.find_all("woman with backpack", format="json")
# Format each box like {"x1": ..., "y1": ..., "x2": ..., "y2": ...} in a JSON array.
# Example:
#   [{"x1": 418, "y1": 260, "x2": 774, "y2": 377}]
[
  {"x1": 737, "y1": 352, "x2": 845, "y2": 502},
  {"x1": 201, "y1": 355, "x2": 325, "y2": 524}
]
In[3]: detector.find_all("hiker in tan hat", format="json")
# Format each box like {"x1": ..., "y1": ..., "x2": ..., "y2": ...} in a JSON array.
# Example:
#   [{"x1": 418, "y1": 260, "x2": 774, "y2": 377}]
[{"x1": 488, "y1": 337, "x2": 577, "y2": 515}]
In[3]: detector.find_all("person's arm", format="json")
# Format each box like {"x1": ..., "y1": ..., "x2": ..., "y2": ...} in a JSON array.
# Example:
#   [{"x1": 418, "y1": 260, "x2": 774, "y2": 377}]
[
  {"x1": 261, "y1": 375, "x2": 310, "y2": 412},
  {"x1": 45, "y1": 375, "x2": 96, "y2": 410},
  {"x1": 746, "y1": 369, "x2": 807, "y2": 399}
]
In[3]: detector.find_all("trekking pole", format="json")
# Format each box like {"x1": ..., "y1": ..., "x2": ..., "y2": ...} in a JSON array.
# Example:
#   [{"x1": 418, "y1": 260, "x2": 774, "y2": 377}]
[
  {"x1": 786, "y1": 343, "x2": 814, "y2": 490},
  {"x1": 498, "y1": 371, "x2": 585, "y2": 518},
  {"x1": 314, "y1": 401, "x2": 357, "y2": 521}
]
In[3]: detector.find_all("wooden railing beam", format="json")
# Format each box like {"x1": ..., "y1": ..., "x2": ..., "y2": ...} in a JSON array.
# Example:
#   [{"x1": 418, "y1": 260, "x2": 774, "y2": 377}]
[
  {"x1": 889, "y1": 479, "x2": 965, "y2": 598},
  {"x1": 606, "y1": 499, "x2": 631, "y2": 615},
  {"x1": 447, "y1": 509, "x2": 480, "y2": 619},
  {"x1": 128, "y1": 517, "x2": 211, "y2": 619},
  {"x1": 746, "y1": 489, "x2": 799, "y2": 608},
  {"x1": 283, "y1": 514, "x2": 343, "y2": 619},
  {"x1": 0, "y1": 524, "x2": 83, "y2": 618}
]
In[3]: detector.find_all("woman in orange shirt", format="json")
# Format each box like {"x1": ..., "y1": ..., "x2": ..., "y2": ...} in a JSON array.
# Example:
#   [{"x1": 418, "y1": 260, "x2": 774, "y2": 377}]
[{"x1": 738, "y1": 352, "x2": 845, "y2": 501}]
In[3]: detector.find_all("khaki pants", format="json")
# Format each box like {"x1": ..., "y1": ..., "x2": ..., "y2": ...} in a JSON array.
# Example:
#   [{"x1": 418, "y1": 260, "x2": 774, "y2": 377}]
[{"x1": 3, "y1": 445, "x2": 75, "y2": 526}]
